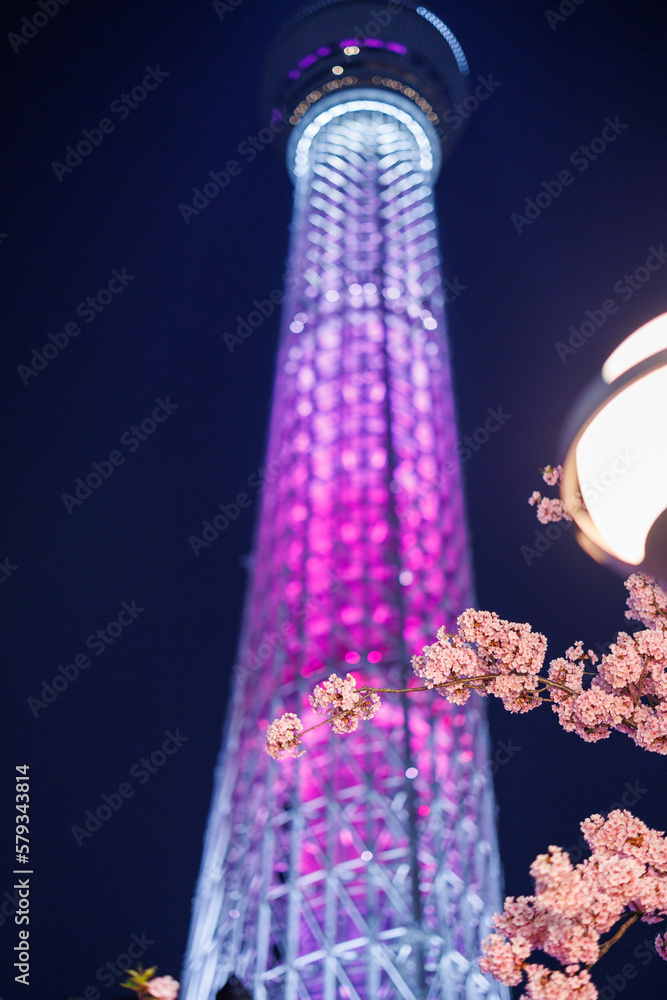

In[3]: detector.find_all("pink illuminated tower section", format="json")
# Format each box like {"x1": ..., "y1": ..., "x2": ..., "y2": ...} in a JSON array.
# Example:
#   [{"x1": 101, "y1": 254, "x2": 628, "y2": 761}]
[{"x1": 183, "y1": 4, "x2": 508, "y2": 999}]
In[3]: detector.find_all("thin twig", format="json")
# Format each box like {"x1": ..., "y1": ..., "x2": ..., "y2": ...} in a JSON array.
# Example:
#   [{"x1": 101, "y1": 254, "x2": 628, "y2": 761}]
[
  {"x1": 589, "y1": 910, "x2": 642, "y2": 967},
  {"x1": 633, "y1": 658, "x2": 650, "y2": 707}
]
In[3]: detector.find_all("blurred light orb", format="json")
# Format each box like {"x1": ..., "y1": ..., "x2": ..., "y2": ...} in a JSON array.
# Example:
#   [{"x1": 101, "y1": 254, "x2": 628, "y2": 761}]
[{"x1": 560, "y1": 312, "x2": 667, "y2": 583}]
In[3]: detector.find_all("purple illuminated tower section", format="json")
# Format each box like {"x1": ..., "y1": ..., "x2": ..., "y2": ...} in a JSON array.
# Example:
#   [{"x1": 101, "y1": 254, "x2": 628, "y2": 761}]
[{"x1": 183, "y1": 4, "x2": 508, "y2": 999}]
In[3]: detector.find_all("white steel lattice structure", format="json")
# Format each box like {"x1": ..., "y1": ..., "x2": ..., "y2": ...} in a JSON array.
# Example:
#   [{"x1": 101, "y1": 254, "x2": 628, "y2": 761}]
[{"x1": 183, "y1": 5, "x2": 509, "y2": 1000}]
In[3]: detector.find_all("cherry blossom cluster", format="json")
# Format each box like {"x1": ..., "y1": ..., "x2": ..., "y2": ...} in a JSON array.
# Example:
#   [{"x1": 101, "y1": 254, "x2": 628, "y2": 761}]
[
  {"x1": 265, "y1": 713, "x2": 305, "y2": 760},
  {"x1": 548, "y1": 597, "x2": 667, "y2": 753},
  {"x1": 120, "y1": 967, "x2": 179, "y2": 1000},
  {"x1": 480, "y1": 809, "x2": 667, "y2": 999},
  {"x1": 309, "y1": 672, "x2": 381, "y2": 734},
  {"x1": 412, "y1": 609, "x2": 547, "y2": 713},
  {"x1": 413, "y1": 573, "x2": 667, "y2": 753},
  {"x1": 624, "y1": 572, "x2": 667, "y2": 630},
  {"x1": 528, "y1": 464, "x2": 578, "y2": 524},
  {"x1": 265, "y1": 674, "x2": 380, "y2": 759}
]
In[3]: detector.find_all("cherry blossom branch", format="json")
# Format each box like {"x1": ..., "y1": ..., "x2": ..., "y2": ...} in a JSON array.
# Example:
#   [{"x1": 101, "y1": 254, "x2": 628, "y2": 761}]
[
  {"x1": 633, "y1": 661, "x2": 650, "y2": 707},
  {"x1": 356, "y1": 675, "x2": 499, "y2": 695},
  {"x1": 480, "y1": 810, "x2": 667, "y2": 999},
  {"x1": 593, "y1": 910, "x2": 642, "y2": 965},
  {"x1": 266, "y1": 574, "x2": 666, "y2": 759},
  {"x1": 265, "y1": 466, "x2": 667, "y2": 762}
]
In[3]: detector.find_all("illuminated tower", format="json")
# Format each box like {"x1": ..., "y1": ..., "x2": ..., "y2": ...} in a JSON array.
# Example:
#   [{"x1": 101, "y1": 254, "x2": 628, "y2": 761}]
[{"x1": 183, "y1": 4, "x2": 508, "y2": 998}]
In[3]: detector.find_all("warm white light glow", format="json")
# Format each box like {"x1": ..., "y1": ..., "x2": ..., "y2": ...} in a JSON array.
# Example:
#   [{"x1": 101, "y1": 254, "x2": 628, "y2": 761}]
[
  {"x1": 602, "y1": 312, "x2": 667, "y2": 384},
  {"x1": 575, "y1": 367, "x2": 667, "y2": 563},
  {"x1": 332, "y1": 65, "x2": 344, "y2": 75}
]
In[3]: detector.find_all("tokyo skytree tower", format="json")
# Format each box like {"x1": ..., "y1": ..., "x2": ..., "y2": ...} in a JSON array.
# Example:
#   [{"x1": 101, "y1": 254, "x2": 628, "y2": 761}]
[{"x1": 183, "y1": 3, "x2": 508, "y2": 999}]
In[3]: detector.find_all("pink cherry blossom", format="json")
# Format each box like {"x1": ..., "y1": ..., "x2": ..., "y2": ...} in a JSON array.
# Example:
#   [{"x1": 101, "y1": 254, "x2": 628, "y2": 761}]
[
  {"x1": 310, "y1": 672, "x2": 361, "y2": 714},
  {"x1": 625, "y1": 573, "x2": 667, "y2": 630},
  {"x1": 631, "y1": 703, "x2": 667, "y2": 755},
  {"x1": 479, "y1": 932, "x2": 531, "y2": 986},
  {"x1": 309, "y1": 672, "x2": 381, "y2": 734},
  {"x1": 146, "y1": 977, "x2": 180, "y2": 1000},
  {"x1": 265, "y1": 713, "x2": 304, "y2": 759},
  {"x1": 528, "y1": 465, "x2": 583, "y2": 524},
  {"x1": 523, "y1": 964, "x2": 598, "y2": 1000},
  {"x1": 596, "y1": 632, "x2": 645, "y2": 690},
  {"x1": 529, "y1": 494, "x2": 574, "y2": 525},
  {"x1": 267, "y1": 569, "x2": 667, "y2": 758},
  {"x1": 481, "y1": 810, "x2": 667, "y2": 998},
  {"x1": 412, "y1": 627, "x2": 482, "y2": 704},
  {"x1": 569, "y1": 685, "x2": 634, "y2": 742},
  {"x1": 541, "y1": 464, "x2": 563, "y2": 487},
  {"x1": 412, "y1": 611, "x2": 547, "y2": 713},
  {"x1": 457, "y1": 608, "x2": 547, "y2": 675}
]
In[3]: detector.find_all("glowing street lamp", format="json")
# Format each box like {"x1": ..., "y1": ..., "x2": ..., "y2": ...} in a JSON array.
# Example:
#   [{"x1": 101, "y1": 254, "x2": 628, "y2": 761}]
[{"x1": 560, "y1": 312, "x2": 667, "y2": 585}]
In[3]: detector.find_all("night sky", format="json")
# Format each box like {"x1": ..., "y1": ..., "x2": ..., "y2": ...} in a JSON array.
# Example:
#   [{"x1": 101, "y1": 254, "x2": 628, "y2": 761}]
[{"x1": 2, "y1": 1, "x2": 667, "y2": 998}]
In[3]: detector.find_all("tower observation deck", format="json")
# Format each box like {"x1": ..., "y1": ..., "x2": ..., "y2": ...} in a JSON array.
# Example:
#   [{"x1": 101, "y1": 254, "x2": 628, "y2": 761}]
[{"x1": 182, "y1": 4, "x2": 508, "y2": 999}]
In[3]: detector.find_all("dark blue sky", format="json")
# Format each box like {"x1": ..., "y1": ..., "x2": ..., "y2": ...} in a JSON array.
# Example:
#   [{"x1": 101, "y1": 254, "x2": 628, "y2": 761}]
[{"x1": 2, "y1": 1, "x2": 667, "y2": 997}]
